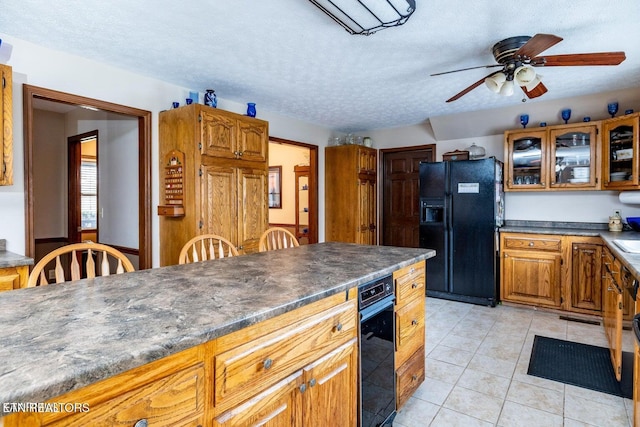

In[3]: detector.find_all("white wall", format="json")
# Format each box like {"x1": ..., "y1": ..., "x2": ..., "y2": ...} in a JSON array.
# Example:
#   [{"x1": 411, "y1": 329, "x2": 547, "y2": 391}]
[{"x1": 0, "y1": 34, "x2": 332, "y2": 262}]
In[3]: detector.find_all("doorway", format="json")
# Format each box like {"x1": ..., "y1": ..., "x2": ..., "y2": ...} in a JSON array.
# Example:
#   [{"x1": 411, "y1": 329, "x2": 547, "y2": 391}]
[
  {"x1": 381, "y1": 145, "x2": 436, "y2": 247},
  {"x1": 23, "y1": 85, "x2": 152, "y2": 269},
  {"x1": 268, "y1": 137, "x2": 319, "y2": 244},
  {"x1": 68, "y1": 130, "x2": 99, "y2": 245}
]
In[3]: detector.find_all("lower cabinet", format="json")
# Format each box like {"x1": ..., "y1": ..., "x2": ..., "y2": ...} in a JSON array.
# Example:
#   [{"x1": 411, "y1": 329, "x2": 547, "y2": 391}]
[
  {"x1": 602, "y1": 246, "x2": 624, "y2": 381},
  {"x1": 0, "y1": 265, "x2": 28, "y2": 292},
  {"x1": 634, "y1": 340, "x2": 640, "y2": 427},
  {"x1": 500, "y1": 233, "x2": 562, "y2": 308},
  {"x1": 214, "y1": 338, "x2": 357, "y2": 427},
  {"x1": 569, "y1": 237, "x2": 603, "y2": 314},
  {"x1": 393, "y1": 260, "x2": 426, "y2": 409}
]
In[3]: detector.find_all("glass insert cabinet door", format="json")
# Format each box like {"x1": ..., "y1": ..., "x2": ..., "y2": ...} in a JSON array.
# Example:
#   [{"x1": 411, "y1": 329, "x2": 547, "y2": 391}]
[
  {"x1": 603, "y1": 115, "x2": 639, "y2": 189},
  {"x1": 549, "y1": 125, "x2": 598, "y2": 188},
  {"x1": 506, "y1": 129, "x2": 546, "y2": 189}
]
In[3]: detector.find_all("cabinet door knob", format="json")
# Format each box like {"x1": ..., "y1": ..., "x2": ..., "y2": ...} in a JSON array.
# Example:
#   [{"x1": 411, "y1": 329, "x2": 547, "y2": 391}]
[
  {"x1": 412, "y1": 374, "x2": 418, "y2": 381},
  {"x1": 410, "y1": 267, "x2": 415, "y2": 274},
  {"x1": 309, "y1": 378, "x2": 317, "y2": 387},
  {"x1": 411, "y1": 319, "x2": 418, "y2": 326},
  {"x1": 412, "y1": 283, "x2": 418, "y2": 289},
  {"x1": 263, "y1": 358, "x2": 273, "y2": 370},
  {"x1": 334, "y1": 322, "x2": 343, "y2": 332},
  {"x1": 238, "y1": 151, "x2": 244, "y2": 157},
  {"x1": 134, "y1": 420, "x2": 148, "y2": 427},
  {"x1": 299, "y1": 383, "x2": 307, "y2": 393}
]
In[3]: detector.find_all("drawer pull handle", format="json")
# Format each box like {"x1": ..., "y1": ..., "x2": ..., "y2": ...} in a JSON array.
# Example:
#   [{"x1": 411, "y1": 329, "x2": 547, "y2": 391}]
[
  {"x1": 410, "y1": 267, "x2": 415, "y2": 274},
  {"x1": 412, "y1": 374, "x2": 418, "y2": 381},
  {"x1": 299, "y1": 383, "x2": 307, "y2": 393},
  {"x1": 528, "y1": 242, "x2": 534, "y2": 247},
  {"x1": 411, "y1": 319, "x2": 418, "y2": 326},
  {"x1": 263, "y1": 358, "x2": 273, "y2": 370},
  {"x1": 412, "y1": 283, "x2": 418, "y2": 289},
  {"x1": 134, "y1": 420, "x2": 148, "y2": 427},
  {"x1": 334, "y1": 322, "x2": 343, "y2": 332},
  {"x1": 309, "y1": 378, "x2": 317, "y2": 387}
]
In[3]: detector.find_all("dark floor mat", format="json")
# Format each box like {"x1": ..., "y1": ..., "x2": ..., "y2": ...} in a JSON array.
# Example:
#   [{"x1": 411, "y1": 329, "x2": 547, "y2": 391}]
[{"x1": 527, "y1": 335, "x2": 633, "y2": 399}]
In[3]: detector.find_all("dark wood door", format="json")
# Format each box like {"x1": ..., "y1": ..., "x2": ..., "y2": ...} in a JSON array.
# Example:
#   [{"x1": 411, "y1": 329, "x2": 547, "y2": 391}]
[{"x1": 382, "y1": 146, "x2": 435, "y2": 247}]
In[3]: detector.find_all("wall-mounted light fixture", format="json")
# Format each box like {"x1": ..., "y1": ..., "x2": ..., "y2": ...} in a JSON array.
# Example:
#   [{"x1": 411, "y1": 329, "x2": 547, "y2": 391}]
[{"x1": 308, "y1": 0, "x2": 416, "y2": 35}]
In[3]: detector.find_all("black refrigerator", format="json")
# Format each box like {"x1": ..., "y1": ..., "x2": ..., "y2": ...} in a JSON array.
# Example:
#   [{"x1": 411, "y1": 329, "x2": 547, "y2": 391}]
[{"x1": 419, "y1": 158, "x2": 504, "y2": 306}]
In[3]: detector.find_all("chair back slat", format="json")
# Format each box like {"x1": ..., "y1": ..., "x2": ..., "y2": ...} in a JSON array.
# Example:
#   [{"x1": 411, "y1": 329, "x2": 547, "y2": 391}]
[
  {"x1": 86, "y1": 249, "x2": 96, "y2": 279},
  {"x1": 27, "y1": 242, "x2": 135, "y2": 288},
  {"x1": 178, "y1": 234, "x2": 239, "y2": 265},
  {"x1": 259, "y1": 227, "x2": 300, "y2": 252}
]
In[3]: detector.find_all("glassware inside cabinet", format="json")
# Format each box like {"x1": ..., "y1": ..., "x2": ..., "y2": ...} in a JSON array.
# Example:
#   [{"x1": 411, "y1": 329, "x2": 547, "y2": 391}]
[
  {"x1": 608, "y1": 124, "x2": 634, "y2": 183},
  {"x1": 511, "y1": 136, "x2": 542, "y2": 186},
  {"x1": 553, "y1": 131, "x2": 591, "y2": 184}
]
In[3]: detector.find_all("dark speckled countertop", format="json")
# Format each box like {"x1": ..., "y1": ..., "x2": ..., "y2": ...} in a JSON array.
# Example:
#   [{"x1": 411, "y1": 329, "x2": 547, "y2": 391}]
[
  {"x1": 0, "y1": 239, "x2": 34, "y2": 268},
  {"x1": 0, "y1": 242, "x2": 434, "y2": 416}
]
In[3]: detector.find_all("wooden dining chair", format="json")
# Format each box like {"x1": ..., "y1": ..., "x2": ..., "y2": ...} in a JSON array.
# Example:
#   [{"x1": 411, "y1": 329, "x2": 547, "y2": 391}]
[
  {"x1": 27, "y1": 242, "x2": 135, "y2": 287},
  {"x1": 178, "y1": 234, "x2": 240, "y2": 264},
  {"x1": 258, "y1": 227, "x2": 300, "y2": 252}
]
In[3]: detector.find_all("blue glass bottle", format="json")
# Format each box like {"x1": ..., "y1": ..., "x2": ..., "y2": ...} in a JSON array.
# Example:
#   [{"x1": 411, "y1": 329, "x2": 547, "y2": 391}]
[
  {"x1": 247, "y1": 103, "x2": 256, "y2": 117},
  {"x1": 204, "y1": 89, "x2": 217, "y2": 108}
]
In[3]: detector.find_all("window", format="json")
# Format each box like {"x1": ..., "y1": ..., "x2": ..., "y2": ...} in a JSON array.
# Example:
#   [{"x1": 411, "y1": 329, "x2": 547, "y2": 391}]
[{"x1": 81, "y1": 159, "x2": 97, "y2": 229}]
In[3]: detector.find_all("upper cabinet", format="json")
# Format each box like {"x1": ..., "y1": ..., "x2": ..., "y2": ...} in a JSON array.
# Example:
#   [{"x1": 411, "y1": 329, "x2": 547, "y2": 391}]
[
  {"x1": 0, "y1": 64, "x2": 12, "y2": 186},
  {"x1": 602, "y1": 113, "x2": 640, "y2": 190},
  {"x1": 505, "y1": 122, "x2": 601, "y2": 192}
]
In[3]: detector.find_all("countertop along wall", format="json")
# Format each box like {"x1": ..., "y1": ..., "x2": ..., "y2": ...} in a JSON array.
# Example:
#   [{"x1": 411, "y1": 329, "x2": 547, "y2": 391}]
[{"x1": 0, "y1": 34, "x2": 334, "y2": 263}]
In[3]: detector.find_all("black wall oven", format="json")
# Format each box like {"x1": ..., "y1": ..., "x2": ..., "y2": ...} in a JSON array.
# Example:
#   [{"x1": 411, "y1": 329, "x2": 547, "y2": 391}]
[{"x1": 359, "y1": 275, "x2": 396, "y2": 427}]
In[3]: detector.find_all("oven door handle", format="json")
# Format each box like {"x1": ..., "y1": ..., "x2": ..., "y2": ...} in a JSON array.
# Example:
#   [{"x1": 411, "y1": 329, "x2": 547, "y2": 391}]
[{"x1": 360, "y1": 295, "x2": 395, "y2": 322}]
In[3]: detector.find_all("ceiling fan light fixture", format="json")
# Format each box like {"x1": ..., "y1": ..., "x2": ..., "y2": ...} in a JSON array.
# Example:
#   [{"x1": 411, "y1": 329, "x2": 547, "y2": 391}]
[
  {"x1": 514, "y1": 65, "x2": 537, "y2": 86},
  {"x1": 499, "y1": 79, "x2": 515, "y2": 97},
  {"x1": 308, "y1": 0, "x2": 416, "y2": 35},
  {"x1": 485, "y1": 72, "x2": 507, "y2": 93}
]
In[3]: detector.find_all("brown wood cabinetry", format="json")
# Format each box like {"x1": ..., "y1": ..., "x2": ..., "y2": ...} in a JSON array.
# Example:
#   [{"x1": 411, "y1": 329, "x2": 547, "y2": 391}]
[
  {"x1": 393, "y1": 260, "x2": 425, "y2": 409},
  {"x1": 500, "y1": 233, "x2": 563, "y2": 308},
  {"x1": 602, "y1": 113, "x2": 640, "y2": 190},
  {"x1": 1, "y1": 64, "x2": 12, "y2": 186},
  {"x1": 0, "y1": 265, "x2": 28, "y2": 292},
  {"x1": 325, "y1": 145, "x2": 377, "y2": 245},
  {"x1": 602, "y1": 245, "x2": 624, "y2": 381},
  {"x1": 568, "y1": 237, "x2": 602, "y2": 314},
  {"x1": 634, "y1": 339, "x2": 640, "y2": 427},
  {"x1": 159, "y1": 105, "x2": 269, "y2": 265},
  {"x1": 504, "y1": 122, "x2": 601, "y2": 192}
]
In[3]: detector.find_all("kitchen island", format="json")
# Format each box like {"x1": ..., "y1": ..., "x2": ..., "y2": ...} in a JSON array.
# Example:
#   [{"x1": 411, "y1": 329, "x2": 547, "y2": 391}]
[{"x1": 0, "y1": 242, "x2": 434, "y2": 426}]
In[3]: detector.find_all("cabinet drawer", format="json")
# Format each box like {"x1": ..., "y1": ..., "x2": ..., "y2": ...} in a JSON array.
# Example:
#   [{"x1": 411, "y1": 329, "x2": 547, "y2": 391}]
[
  {"x1": 44, "y1": 364, "x2": 205, "y2": 427},
  {"x1": 395, "y1": 297, "x2": 425, "y2": 368},
  {"x1": 503, "y1": 235, "x2": 561, "y2": 252},
  {"x1": 396, "y1": 346, "x2": 425, "y2": 410},
  {"x1": 394, "y1": 260, "x2": 426, "y2": 307},
  {"x1": 214, "y1": 299, "x2": 357, "y2": 411}
]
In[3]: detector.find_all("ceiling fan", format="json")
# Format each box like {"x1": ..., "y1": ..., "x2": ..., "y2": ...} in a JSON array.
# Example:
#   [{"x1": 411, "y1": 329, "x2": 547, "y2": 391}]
[{"x1": 432, "y1": 34, "x2": 626, "y2": 103}]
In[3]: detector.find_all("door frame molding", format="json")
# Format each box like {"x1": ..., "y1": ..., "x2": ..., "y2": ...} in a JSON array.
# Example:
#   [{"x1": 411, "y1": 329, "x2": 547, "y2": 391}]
[
  {"x1": 268, "y1": 136, "x2": 319, "y2": 244},
  {"x1": 68, "y1": 130, "x2": 99, "y2": 245},
  {"x1": 23, "y1": 85, "x2": 152, "y2": 269}
]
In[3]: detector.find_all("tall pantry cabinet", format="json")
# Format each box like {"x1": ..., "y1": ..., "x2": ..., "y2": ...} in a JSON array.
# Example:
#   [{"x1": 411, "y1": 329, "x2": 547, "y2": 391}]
[
  {"x1": 159, "y1": 104, "x2": 269, "y2": 266},
  {"x1": 325, "y1": 144, "x2": 377, "y2": 245}
]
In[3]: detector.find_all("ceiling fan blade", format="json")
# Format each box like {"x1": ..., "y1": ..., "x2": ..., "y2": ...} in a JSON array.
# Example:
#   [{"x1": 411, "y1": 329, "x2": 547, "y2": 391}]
[
  {"x1": 521, "y1": 81, "x2": 548, "y2": 99},
  {"x1": 446, "y1": 71, "x2": 501, "y2": 103},
  {"x1": 532, "y1": 52, "x2": 626, "y2": 67},
  {"x1": 516, "y1": 33, "x2": 563, "y2": 58},
  {"x1": 431, "y1": 64, "x2": 502, "y2": 76}
]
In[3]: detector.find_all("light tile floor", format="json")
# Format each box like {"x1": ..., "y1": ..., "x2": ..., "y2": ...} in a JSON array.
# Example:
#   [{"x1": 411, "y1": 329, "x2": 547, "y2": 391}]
[{"x1": 395, "y1": 297, "x2": 636, "y2": 427}]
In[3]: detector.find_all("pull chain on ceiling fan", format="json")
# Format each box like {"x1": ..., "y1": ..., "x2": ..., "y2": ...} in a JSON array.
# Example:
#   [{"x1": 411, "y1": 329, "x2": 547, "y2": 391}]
[{"x1": 431, "y1": 34, "x2": 626, "y2": 103}]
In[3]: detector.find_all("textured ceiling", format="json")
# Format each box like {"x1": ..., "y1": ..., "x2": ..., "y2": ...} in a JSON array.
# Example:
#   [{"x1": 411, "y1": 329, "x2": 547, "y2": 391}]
[{"x1": 1, "y1": 0, "x2": 639, "y2": 132}]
